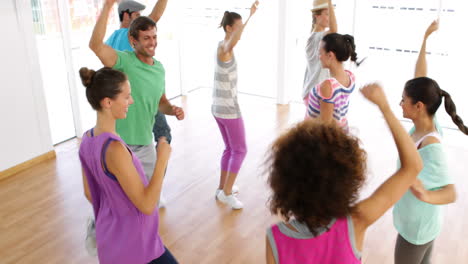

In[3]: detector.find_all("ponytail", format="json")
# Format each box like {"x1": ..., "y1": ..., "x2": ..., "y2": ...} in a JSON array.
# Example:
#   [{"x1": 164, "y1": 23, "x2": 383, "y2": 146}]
[
  {"x1": 343, "y1": 35, "x2": 357, "y2": 63},
  {"x1": 441, "y1": 90, "x2": 468, "y2": 135},
  {"x1": 322, "y1": 33, "x2": 360, "y2": 65}
]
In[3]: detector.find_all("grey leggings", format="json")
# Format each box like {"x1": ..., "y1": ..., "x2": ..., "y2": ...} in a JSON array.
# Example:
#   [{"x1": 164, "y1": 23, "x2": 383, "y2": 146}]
[{"x1": 394, "y1": 234, "x2": 434, "y2": 264}]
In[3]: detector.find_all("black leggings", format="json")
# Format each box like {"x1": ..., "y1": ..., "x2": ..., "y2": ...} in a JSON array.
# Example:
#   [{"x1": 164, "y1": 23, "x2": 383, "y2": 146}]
[
  {"x1": 148, "y1": 247, "x2": 178, "y2": 264},
  {"x1": 394, "y1": 234, "x2": 434, "y2": 264}
]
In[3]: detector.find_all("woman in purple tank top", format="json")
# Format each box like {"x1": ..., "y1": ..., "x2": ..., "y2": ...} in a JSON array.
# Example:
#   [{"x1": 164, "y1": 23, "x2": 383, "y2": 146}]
[
  {"x1": 78, "y1": 67, "x2": 178, "y2": 264},
  {"x1": 265, "y1": 84, "x2": 424, "y2": 263}
]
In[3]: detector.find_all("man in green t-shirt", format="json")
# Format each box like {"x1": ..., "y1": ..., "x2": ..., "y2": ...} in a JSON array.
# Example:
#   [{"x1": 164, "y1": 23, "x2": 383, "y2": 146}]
[{"x1": 89, "y1": 0, "x2": 184, "y2": 195}]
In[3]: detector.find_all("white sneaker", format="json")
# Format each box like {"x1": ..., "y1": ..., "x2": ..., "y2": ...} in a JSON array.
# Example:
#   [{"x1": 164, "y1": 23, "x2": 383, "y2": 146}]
[
  {"x1": 215, "y1": 185, "x2": 239, "y2": 199},
  {"x1": 158, "y1": 193, "x2": 166, "y2": 209},
  {"x1": 85, "y1": 217, "x2": 97, "y2": 256},
  {"x1": 216, "y1": 191, "x2": 243, "y2": 210}
]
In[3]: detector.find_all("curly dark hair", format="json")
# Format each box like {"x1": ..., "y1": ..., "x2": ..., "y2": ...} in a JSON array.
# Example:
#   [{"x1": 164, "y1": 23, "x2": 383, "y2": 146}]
[{"x1": 266, "y1": 120, "x2": 367, "y2": 235}]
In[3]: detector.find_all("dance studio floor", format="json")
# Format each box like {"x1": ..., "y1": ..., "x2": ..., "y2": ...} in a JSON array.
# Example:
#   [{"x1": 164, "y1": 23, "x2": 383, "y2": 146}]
[{"x1": 1, "y1": 88, "x2": 467, "y2": 263}]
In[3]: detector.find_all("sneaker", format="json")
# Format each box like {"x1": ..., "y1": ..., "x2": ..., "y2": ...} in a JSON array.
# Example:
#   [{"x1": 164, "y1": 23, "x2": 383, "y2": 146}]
[
  {"x1": 215, "y1": 185, "x2": 239, "y2": 199},
  {"x1": 85, "y1": 217, "x2": 97, "y2": 256},
  {"x1": 158, "y1": 192, "x2": 166, "y2": 209},
  {"x1": 216, "y1": 190, "x2": 243, "y2": 210}
]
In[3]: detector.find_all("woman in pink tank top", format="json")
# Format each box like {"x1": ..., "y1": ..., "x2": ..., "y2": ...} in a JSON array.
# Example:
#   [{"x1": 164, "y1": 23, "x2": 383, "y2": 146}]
[{"x1": 265, "y1": 84, "x2": 424, "y2": 263}]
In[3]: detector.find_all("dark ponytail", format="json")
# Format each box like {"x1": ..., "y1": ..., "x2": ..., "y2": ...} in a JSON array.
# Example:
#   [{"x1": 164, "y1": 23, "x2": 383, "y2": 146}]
[
  {"x1": 322, "y1": 33, "x2": 360, "y2": 65},
  {"x1": 79, "y1": 67, "x2": 127, "y2": 111},
  {"x1": 219, "y1": 11, "x2": 242, "y2": 32},
  {"x1": 343, "y1": 35, "x2": 358, "y2": 63},
  {"x1": 404, "y1": 77, "x2": 468, "y2": 135},
  {"x1": 441, "y1": 90, "x2": 468, "y2": 135}
]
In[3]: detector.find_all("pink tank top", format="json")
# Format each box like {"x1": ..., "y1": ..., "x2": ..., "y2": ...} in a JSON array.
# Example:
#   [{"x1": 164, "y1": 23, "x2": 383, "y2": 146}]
[{"x1": 268, "y1": 217, "x2": 361, "y2": 263}]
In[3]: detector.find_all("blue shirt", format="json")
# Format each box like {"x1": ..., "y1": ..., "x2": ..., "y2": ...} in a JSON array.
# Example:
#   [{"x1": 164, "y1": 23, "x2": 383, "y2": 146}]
[{"x1": 106, "y1": 28, "x2": 133, "y2": 52}]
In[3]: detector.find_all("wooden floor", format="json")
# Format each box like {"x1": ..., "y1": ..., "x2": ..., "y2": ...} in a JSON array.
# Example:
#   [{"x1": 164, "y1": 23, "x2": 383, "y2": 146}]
[{"x1": 1, "y1": 88, "x2": 467, "y2": 264}]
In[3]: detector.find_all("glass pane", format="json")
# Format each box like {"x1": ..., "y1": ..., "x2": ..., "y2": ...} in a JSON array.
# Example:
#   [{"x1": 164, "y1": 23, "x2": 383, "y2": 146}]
[
  {"x1": 31, "y1": 0, "x2": 76, "y2": 144},
  {"x1": 354, "y1": 0, "x2": 468, "y2": 129},
  {"x1": 178, "y1": 0, "x2": 279, "y2": 98},
  {"x1": 68, "y1": 0, "x2": 120, "y2": 131}
]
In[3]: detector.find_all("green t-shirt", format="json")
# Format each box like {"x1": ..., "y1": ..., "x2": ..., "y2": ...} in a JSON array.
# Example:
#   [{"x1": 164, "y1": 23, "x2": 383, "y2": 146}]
[{"x1": 113, "y1": 51, "x2": 165, "y2": 145}]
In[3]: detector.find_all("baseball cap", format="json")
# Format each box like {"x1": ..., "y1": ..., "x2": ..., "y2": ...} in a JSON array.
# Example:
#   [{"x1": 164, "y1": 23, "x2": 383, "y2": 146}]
[{"x1": 118, "y1": 0, "x2": 146, "y2": 14}]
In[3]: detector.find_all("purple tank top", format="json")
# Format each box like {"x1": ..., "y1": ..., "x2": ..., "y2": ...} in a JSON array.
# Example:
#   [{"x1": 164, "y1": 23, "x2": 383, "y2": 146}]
[
  {"x1": 79, "y1": 129, "x2": 164, "y2": 264},
  {"x1": 269, "y1": 217, "x2": 361, "y2": 263}
]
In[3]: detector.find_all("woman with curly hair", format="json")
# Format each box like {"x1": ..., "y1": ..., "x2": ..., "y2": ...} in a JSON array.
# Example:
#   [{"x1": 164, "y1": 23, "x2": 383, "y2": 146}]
[{"x1": 265, "y1": 84, "x2": 423, "y2": 263}]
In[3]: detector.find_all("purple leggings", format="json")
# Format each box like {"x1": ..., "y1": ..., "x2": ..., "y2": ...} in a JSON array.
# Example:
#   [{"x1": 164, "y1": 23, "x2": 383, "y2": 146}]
[{"x1": 214, "y1": 117, "x2": 247, "y2": 174}]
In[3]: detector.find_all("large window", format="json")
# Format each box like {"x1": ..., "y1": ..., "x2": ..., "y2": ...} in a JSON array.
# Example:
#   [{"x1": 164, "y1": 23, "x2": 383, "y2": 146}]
[
  {"x1": 30, "y1": 0, "x2": 76, "y2": 144},
  {"x1": 353, "y1": 0, "x2": 467, "y2": 129}
]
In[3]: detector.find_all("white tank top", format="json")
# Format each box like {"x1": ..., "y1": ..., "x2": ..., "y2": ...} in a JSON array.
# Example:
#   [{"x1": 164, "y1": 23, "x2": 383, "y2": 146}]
[{"x1": 414, "y1": 131, "x2": 442, "y2": 149}]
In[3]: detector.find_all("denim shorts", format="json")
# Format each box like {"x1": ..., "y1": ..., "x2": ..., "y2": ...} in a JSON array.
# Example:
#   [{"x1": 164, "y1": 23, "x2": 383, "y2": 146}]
[{"x1": 153, "y1": 111, "x2": 172, "y2": 144}]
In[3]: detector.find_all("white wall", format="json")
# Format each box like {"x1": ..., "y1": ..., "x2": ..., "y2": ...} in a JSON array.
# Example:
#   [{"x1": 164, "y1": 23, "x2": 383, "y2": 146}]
[{"x1": 0, "y1": 0, "x2": 53, "y2": 171}]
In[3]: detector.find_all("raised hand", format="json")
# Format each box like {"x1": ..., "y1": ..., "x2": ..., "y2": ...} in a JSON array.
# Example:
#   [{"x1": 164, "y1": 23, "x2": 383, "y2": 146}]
[
  {"x1": 360, "y1": 83, "x2": 390, "y2": 110},
  {"x1": 424, "y1": 20, "x2": 439, "y2": 39},
  {"x1": 250, "y1": 1, "x2": 259, "y2": 16},
  {"x1": 105, "y1": 0, "x2": 118, "y2": 7}
]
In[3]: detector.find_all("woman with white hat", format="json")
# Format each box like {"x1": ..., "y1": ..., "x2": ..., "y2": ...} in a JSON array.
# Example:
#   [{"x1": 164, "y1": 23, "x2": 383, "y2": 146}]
[{"x1": 302, "y1": 0, "x2": 337, "y2": 113}]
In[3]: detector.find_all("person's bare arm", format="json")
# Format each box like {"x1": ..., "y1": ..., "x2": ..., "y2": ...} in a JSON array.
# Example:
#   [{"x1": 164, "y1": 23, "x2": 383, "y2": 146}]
[
  {"x1": 106, "y1": 139, "x2": 171, "y2": 215},
  {"x1": 415, "y1": 20, "x2": 439, "y2": 78},
  {"x1": 148, "y1": 0, "x2": 169, "y2": 23},
  {"x1": 410, "y1": 179, "x2": 456, "y2": 205},
  {"x1": 355, "y1": 84, "x2": 423, "y2": 229},
  {"x1": 325, "y1": 0, "x2": 337, "y2": 35},
  {"x1": 82, "y1": 169, "x2": 92, "y2": 203},
  {"x1": 266, "y1": 236, "x2": 276, "y2": 264},
  {"x1": 159, "y1": 94, "x2": 184, "y2": 120},
  {"x1": 89, "y1": 0, "x2": 118, "y2": 67},
  {"x1": 220, "y1": 1, "x2": 259, "y2": 54},
  {"x1": 318, "y1": 80, "x2": 334, "y2": 123}
]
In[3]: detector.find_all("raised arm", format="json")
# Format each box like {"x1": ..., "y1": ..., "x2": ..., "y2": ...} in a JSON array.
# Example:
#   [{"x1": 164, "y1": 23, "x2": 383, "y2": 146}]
[
  {"x1": 415, "y1": 20, "x2": 439, "y2": 78},
  {"x1": 106, "y1": 139, "x2": 171, "y2": 215},
  {"x1": 221, "y1": 1, "x2": 259, "y2": 54},
  {"x1": 148, "y1": 0, "x2": 169, "y2": 23},
  {"x1": 355, "y1": 84, "x2": 423, "y2": 228},
  {"x1": 325, "y1": 0, "x2": 337, "y2": 34},
  {"x1": 89, "y1": 0, "x2": 118, "y2": 67}
]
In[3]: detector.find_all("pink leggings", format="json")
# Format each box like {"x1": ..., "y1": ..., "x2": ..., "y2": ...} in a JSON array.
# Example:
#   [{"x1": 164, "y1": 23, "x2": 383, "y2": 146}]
[{"x1": 214, "y1": 117, "x2": 247, "y2": 174}]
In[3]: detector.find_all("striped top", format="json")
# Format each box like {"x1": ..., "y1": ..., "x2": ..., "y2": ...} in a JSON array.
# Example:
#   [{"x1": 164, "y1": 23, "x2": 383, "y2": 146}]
[
  {"x1": 212, "y1": 44, "x2": 241, "y2": 119},
  {"x1": 267, "y1": 217, "x2": 361, "y2": 264},
  {"x1": 308, "y1": 70, "x2": 356, "y2": 129}
]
